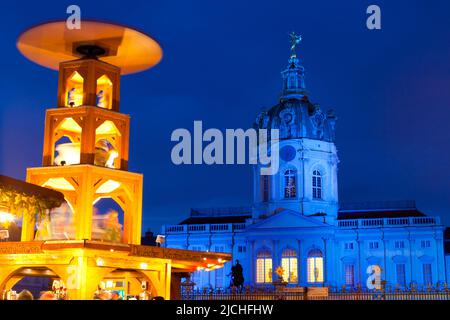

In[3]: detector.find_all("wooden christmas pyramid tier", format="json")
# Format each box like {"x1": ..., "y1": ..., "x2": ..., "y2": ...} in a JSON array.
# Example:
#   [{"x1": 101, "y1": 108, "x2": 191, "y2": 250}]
[{"x1": 17, "y1": 20, "x2": 163, "y2": 75}]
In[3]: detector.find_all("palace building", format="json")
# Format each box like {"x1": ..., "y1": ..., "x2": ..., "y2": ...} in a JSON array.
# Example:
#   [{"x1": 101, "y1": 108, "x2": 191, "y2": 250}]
[{"x1": 162, "y1": 36, "x2": 449, "y2": 290}]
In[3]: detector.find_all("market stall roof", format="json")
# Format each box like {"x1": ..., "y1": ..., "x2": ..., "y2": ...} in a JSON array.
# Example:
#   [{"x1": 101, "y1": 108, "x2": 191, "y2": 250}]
[
  {"x1": 0, "y1": 175, "x2": 65, "y2": 204},
  {"x1": 0, "y1": 240, "x2": 232, "y2": 273}
]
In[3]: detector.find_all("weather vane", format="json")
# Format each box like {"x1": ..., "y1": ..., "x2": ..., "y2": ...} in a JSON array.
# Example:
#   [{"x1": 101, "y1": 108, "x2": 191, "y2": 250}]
[{"x1": 289, "y1": 32, "x2": 302, "y2": 58}]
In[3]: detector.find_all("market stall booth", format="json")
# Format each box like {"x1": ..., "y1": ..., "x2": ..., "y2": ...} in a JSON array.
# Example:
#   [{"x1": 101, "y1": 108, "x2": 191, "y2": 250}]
[{"x1": 0, "y1": 240, "x2": 229, "y2": 300}]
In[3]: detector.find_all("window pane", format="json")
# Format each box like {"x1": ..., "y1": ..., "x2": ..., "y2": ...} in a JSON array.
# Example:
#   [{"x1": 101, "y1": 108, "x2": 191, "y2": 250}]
[
  {"x1": 257, "y1": 257, "x2": 273, "y2": 283},
  {"x1": 290, "y1": 258, "x2": 298, "y2": 283},
  {"x1": 316, "y1": 258, "x2": 324, "y2": 282},
  {"x1": 396, "y1": 264, "x2": 406, "y2": 286},
  {"x1": 282, "y1": 258, "x2": 289, "y2": 282},
  {"x1": 307, "y1": 257, "x2": 324, "y2": 283},
  {"x1": 423, "y1": 264, "x2": 432, "y2": 286},
  {"x1": 284, "y1": 170, "x2": 296, "y2": 198},
  {"x1": 265, "y1": 259, "x2": 273, "y2": 283},
  {"x1": 256, "y1": 258, "x2": 264, "y2": 283},
  {"x1": 345, "y1": 264, "x2": 354, "y2": 286},
  {"x1": 307, "y1": 258, "x2": 313, "y2": 283},
  {"x1": 312, "y1": 171, "x2": 323, "y2": 200}
]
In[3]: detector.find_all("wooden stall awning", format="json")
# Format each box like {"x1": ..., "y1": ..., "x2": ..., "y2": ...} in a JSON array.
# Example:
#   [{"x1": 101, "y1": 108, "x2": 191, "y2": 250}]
[
  {"x1": 0, "y1": 175, "x2": 64, "y2": 201},
  {"x1": 0, "y1": 175, "x2": 65, "y2": 211},
  {"x1": 0, "y1": 240, "x2": 232, "y2": 273}
]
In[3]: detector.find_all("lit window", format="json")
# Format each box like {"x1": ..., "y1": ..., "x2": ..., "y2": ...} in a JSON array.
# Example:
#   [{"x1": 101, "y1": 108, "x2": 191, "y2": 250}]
[
  {"x1": 345, "y1": 264, "x2": 355, "y2": 286},
  {"x1": 369, "y1": 242, "x2": 379, "y2": 250},
  {"x1": 256, "y1": 249, "x2": 272, "y2": 284},
  {"x1": 307, "y1": 249, "x2": 324, "y2": 283},
  {"x1": 396, "y1": 264, "x2": 406, "y2": 287},
  {"x1": 312, "y1": 170, "x2": 323, "y2": 199},
  {"x1": 284, "y1": 169, "x2": 297, "y2": 199},
  {"x1": 262, "y1": 175, "x2": 269, "y2": 202},
  {"x1": 423, "y1": 264, "x2": 432, "y2": 286},
  {"x1": 281, "y1": 248, "x2": 298, "y2": 284}
]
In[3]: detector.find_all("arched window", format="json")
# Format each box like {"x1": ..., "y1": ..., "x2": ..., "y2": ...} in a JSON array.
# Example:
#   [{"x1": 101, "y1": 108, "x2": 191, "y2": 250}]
[
  {"x1": 312, "y1": 170, "x2": 323, "y2": 199},
  {"x1": 396, "y1": 264, "x2": 406, "y2": 287},
  {"x1": 345, "y1": 264, "x2": 355, "y2": 286},
  {"x1": 284, "y1": 169, "x2": 297, "y2": 198},
  {"x1": 256, "y1": 249, "x2": 272, "y2": 284},
  {"x1": 307, "y1": 249, "x2": 324, "y2": 283},
  {"x1": 281, "y1": 248, "x2": 298, "y2": 283},
  {"x1": 423, "y1": 264, "x2": 432, "y2": 286},
  {"x1": 287, "y1": 74, "x2": 298, "y2": 89}
]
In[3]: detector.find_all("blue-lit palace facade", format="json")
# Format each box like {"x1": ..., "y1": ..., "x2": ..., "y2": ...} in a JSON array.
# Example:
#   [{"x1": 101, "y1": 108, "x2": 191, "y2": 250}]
[{"x1": 162, "y1": 42, "x2": 449, "y2": 290}]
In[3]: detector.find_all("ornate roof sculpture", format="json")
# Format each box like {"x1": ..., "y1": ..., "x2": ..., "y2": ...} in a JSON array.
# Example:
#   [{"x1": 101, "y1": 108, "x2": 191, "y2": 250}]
[{"x1": 254, "y1": 33, "x2": 337, "y2": 142}]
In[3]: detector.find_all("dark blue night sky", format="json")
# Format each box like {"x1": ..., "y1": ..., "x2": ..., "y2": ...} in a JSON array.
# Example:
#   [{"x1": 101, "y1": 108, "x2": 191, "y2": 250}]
[{"x1": 1, "y1": 1, "x2": 449, "y2": 234}]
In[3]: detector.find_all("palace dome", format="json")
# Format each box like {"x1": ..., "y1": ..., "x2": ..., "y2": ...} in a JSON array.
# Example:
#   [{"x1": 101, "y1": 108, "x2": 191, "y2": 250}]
[{"x1": 253, "y1": 53, "x2": 337, "y2": 143}]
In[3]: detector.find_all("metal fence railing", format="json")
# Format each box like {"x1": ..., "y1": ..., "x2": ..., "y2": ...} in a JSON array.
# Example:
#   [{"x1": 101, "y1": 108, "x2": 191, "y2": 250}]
[{"x1": 181, "y1": 286, "x2": 450, "y2": 301}]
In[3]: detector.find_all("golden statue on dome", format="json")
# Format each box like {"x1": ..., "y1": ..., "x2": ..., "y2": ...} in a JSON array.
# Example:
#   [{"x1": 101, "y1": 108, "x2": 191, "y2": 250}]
[{"x1": 289, "y1": 32, "x2": 302, "y2": 58}]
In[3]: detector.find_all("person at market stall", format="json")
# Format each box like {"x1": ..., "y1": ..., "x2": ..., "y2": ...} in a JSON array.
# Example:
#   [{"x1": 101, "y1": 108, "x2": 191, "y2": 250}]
[
  {"x1": 110, "y1": 291, "x2": 122, "y2": 300},
  {"x1": 17, "y1": 289, "x2": 33, "y2": 300},
  {"x1": 39, "y1": 291, "x2": 56, "y2": 300}
]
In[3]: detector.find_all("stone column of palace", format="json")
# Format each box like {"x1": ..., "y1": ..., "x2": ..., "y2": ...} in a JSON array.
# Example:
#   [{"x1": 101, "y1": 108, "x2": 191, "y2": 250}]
[
  {"x1": 272, "y1": 239, "x2": 280, "y2": 281},
  {"x1": 207, "y1": 234, "x2": 212, "y2": 288},
  {"x1": 323, "y1": 237, "x2": 329, "y2": 286},
  {"x1": 435, "y1": 231, "x2": 445, "y2": 283},
  {"x1": 297, "y1": 239, "x2": 302, "y2": 285},
  {"x1": 408, "y1": 235, "x2": 416, "y2": 284},
  {"x1": 357, "y1": 237, "x2": 363, "y2": 287},
  {"x1": 381, "y1": 231, "x2": 389, "y2": 285},
  {"x1": 225, "y1": 241, "x2": 234, "y2": 288},
  {"x1": 249, "y1": 240, "x2": 255, "y2": 285},
  {"x1": 324, "y1": 236, "x2": 336, "y2": 287}
]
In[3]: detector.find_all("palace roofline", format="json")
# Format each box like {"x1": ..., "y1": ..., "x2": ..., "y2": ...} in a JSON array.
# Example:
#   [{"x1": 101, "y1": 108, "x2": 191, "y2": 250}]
[{"x1": 176, "y1": 200, "x2": 427, "y2": 225}]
